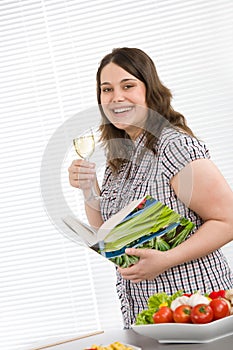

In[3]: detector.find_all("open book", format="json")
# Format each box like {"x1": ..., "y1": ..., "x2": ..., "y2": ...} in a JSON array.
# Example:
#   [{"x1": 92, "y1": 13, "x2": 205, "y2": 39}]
[{"x1": 62, "y1": 195, "x2": 195, "y2": 267}]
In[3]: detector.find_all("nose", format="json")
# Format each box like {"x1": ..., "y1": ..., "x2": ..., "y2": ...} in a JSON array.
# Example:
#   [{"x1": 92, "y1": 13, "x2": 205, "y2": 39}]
[{"x1": 112, "y1": 88, "x2": 125, "y2": 102}]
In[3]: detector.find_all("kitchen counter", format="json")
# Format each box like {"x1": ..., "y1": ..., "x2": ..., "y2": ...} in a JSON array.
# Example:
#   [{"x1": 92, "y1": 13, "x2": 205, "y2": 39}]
[{"x1": 39, "y1": 328, "x2": 233, "y2": 350}]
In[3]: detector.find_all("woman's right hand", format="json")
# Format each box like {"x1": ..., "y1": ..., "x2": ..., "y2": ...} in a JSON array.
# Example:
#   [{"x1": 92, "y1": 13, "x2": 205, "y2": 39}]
[
  {"x1": 68, "y1": 159, "x2": 96, "y2": 190},
  {"x1": 69, "y1": 159, "x2": 102, "y2": 227}
]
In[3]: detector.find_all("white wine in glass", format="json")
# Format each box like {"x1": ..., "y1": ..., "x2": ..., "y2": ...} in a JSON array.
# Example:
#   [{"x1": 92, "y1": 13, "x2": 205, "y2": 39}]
[
  {"x1": 73, "y1": 133, "x2": 95, "y2": 161},
  {"x1": 73, "y1": 129, "x2": 99, "y2": 200}
]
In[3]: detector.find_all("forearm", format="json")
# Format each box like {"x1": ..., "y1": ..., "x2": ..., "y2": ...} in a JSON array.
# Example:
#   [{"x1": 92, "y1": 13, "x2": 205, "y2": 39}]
[
  {"x1": 83, "y1": 179, "x2": 104, "y2": 230},
  {"x1": 166, "y1": 219, "x2": 233, "y2": 268},
  {"x1": 118, "y1": 219, "x2": 233, "y2": 283}
]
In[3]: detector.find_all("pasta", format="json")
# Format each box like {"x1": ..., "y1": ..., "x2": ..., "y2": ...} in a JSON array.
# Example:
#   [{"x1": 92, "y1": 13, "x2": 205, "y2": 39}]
[{"x1": 86, "y1": 341, "x2": 134, "y2": 349}]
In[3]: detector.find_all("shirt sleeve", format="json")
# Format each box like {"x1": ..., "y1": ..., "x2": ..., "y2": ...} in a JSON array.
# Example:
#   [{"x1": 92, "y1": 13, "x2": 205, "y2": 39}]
[{"x1": 161, "y1": 132, "x2": 210, "y2": 180}]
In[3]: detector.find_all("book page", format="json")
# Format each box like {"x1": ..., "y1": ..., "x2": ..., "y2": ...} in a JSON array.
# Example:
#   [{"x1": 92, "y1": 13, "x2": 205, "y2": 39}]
[
  {"x1": 62, "y1": 215, "x2": 98, "y2": 246},
  {"x1": 97, "y1": 197, "x2": 145, "y2": 241}
]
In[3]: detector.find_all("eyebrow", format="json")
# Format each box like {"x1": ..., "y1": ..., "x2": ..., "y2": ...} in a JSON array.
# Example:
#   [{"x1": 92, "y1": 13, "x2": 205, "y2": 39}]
[{"x1": 100, "y1": 78, "x2": 138, "y2": 86}]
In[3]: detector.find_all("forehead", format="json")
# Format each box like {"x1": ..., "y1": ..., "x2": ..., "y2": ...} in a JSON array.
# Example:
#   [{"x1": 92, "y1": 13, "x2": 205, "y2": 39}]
[{"x1": 100, "y1": 62, "x2": 137, "y2": 84}]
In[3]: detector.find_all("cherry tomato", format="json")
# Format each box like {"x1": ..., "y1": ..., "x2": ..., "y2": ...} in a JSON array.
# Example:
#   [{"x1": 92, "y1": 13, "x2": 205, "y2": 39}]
[
  {"x1": 190, "y1": 304, "x2": 214, "y2": 324},
  {"x1": 209, "y1": 299, "x2": 230, "y2": 320},
  {"x1": 209, "y1": 290, "x2": 226, "y2": 299},
  {"x1": 173, "y1": 305, "x2": 192, "y2": 323},
  {"x1": 218, "y1": 290, "x2": 227, "y2": 298},
  {"x1": 153, "y1": 306, "x2": 173, "y2": 324},
  {"x1": 209, "y1": 291, "x2": 219, "y2": 299}
]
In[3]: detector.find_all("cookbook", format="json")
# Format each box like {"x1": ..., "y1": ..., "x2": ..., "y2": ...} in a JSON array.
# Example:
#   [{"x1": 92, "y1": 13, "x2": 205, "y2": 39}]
[{"x1": 62, "y1": 195, "x2": 195, "y2": 267}]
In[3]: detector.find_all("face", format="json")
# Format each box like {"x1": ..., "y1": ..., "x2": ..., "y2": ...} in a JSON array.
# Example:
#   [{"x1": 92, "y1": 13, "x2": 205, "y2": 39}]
[{"x1": 100, "y1": 62, "x2": 148, "y2": 139}]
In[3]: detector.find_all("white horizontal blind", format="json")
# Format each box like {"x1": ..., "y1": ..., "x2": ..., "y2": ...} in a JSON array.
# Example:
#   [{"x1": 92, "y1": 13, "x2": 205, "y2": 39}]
[{"x1": 0, "y1": 0, "x2": 232, "y2": 349}]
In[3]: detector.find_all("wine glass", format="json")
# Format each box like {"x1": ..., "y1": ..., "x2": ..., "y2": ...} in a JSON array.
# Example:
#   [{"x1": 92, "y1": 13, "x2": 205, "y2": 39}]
[
  {"x1": 73, "y1": 129, "x2": 99, "y2": 200},
  {"x1": 73, "y1": 129, "x2": 95, "y2": 161}
]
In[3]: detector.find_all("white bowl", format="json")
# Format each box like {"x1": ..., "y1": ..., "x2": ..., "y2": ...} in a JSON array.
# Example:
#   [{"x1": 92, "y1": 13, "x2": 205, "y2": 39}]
[{"x1": 132, "y1": 315, "x2": 233, "y2": 343}]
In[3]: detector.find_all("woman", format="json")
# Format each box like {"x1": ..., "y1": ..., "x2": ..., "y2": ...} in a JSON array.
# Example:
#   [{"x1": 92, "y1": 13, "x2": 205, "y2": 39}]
[{"x1": 68, "y1": 47, "x2": 233, "y2": 328}]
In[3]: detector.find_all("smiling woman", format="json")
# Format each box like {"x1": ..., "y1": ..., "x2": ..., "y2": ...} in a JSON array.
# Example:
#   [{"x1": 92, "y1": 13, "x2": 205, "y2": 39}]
[{"x1": 68, "y1": 47, "x2": 233, "y2": 330}]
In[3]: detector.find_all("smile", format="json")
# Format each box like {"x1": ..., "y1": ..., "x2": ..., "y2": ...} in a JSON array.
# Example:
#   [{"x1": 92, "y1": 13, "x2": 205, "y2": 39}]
[{"x1": 112, "y1": 107, "x2": 133, "y2": 114}]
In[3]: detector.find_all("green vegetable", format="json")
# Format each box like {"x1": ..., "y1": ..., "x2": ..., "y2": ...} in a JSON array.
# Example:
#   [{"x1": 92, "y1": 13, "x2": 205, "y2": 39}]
[
  {"x1": 155, "y1": 237, "x2": 170, "y2": 251},
  {"x1": 170, "y1": 221, "x2": 194, "y2": 248},
  {"x1": 135, "y1": 290, "x2": 183, "y2": 325},
  {"x1": 148, "y1": 290, "x2": 183, "y2": 310},
  {"x1": 134, "y1": 309, "x2": 155, "y2": 325},
  {"x1": 101, "y1": 196, "x2": 195, "y2": 268},
  {"x1": 104, "y1": 200, "x2": 180, "y2": 250},
  {"x1": 109, "y1": 254, "x2": 139, "y2": 267}
]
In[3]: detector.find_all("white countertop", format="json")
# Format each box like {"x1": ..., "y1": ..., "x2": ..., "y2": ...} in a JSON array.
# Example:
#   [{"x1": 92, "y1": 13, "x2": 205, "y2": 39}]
[{"x1": 28, "y1": 328, "x2": 233, "y2": 350}]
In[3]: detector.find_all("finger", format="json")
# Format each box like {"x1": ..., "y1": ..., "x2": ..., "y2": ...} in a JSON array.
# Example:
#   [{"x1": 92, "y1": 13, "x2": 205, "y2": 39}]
[
  {"x1": 68, "y1": 160, "x2": 95, "y2": 173},
  {"x1": 118, "y1": 265, "x2": 138, "y2": 277},
  {"x1": 68, "y1": 159, "x2": 83, "y2": 171},
  {"x1": 70, "y1": 175, "x2": 94, "y2": 189},
  {"x1": 125, "y1": 248, "x2": 146, "y2": 257},
  {"x1": 69, "y1": 169, "x2": 94, "y2": 188},
  {"x1": 77, "y1": 172, "x2": 95, "y2": 181},
  {"x1": 77, "y1": 168, "x2": 96, "y2": 177},
  {"x1": 69, "y1": 166, "x2": 96, "y2": 180},
  {"x1": 120, "y1": 272, "x2": 142, "y2": 283},
  {"x1": 69, "y1": 166, "x2": 95, "y2": 176},
  {"x1": 73, "y1": 159, "x2": 96, "y2": 169}
]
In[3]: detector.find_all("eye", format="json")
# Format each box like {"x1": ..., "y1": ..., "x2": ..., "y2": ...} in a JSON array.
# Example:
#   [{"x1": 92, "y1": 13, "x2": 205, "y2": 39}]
[
  {"x1": 123, "y1": 84, "x2": 134, "y2": 90},
  {"x1": 101, "y1": 87, "x2": 113, "y2": 93}
]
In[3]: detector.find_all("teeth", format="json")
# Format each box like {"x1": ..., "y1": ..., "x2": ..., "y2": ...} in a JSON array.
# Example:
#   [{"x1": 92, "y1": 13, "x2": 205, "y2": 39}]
[{"x1": 113, "y1": 107, "x2": 132, "y2": 113}]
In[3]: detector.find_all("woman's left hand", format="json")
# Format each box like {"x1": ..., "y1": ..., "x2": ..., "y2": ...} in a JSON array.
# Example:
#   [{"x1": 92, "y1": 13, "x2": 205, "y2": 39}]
[{"x1": 117, "y1": 248, "x2": 169, "y2": 283}]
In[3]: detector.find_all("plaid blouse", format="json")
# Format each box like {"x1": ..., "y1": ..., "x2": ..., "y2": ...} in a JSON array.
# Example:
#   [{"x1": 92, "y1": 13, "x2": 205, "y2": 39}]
[{"x1": 100, "y1": 127, "x2": 233, "y2": 328}]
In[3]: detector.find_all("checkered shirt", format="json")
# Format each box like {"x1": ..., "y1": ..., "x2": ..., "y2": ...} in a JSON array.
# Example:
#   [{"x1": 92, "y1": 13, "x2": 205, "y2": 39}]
[{"x1": 100, "y1": 127, "x2": 233, "y2": 328}]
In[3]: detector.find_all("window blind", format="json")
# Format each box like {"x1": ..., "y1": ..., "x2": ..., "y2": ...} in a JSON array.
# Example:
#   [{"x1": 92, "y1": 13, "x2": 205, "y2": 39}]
[{"x1": 0, "y1": 0, "x2": 232, "y2": 349}]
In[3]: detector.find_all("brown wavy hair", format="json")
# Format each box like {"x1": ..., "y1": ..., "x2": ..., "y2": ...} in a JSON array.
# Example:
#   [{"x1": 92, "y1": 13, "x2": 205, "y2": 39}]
[{"x1": 96, "y1": 47, "x2": 195, "y2": 172}]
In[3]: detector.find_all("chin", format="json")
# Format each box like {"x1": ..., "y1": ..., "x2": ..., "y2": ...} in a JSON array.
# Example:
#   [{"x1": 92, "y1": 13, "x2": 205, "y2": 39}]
[{"x1": 113, "y1": 122, "x2": 129, "y2": 131}]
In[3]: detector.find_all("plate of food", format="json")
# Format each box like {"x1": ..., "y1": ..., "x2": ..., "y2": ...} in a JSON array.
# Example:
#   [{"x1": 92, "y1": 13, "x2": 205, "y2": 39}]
[
  {"x1": 84, "y1": 342, "x2": 141, "y2": 350},
  {"x1": 132, "y1": 289, "x2": 233, "y2": 343}
]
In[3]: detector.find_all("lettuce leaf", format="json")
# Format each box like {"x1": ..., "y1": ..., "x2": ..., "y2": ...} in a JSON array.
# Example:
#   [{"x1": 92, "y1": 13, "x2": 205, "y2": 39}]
[
  {"x1": 135, "y1": 309, "x2": 155, "y2": 325},
  {"x1": 135, "y1": 290, "x2": 183, "y2": 325}
]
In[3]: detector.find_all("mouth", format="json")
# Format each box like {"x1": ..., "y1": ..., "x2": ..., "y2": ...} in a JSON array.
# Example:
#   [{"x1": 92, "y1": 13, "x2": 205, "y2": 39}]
[{"x1": 111, "y1": 106, "x2": 134, "y2": 115}]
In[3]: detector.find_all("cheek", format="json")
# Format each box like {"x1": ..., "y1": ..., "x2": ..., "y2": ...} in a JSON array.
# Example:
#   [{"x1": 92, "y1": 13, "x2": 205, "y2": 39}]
[
  {"x1": 136, "y1": 90, "x2": 147, "y2": 104},
  {"x1": 101, "y1": 104, "x2": 112, "y2": 122},
  {"x1": 100, "y1": 99, "x2": 108, "y2": 111},
  {"x1": 100, "y1": 93, "x2": 110, "y2": 105}
]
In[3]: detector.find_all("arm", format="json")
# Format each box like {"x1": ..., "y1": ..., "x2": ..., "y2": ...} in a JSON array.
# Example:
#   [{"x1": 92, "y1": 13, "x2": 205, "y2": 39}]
[
  {"x1": 118, "y1": 159, "x2": 233, "y2": 282},
  {"x1": 167, "y1": 158, "x2": 233, "y2": 264},
  {"x1": 84, "y1": 186, "x2": 104, "y2": 230},
  {"x1": 68, "y1": 159, "x2": 104, "y2": 229}
]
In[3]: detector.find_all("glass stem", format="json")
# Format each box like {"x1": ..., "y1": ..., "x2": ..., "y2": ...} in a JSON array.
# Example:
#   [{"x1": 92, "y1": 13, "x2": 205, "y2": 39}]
[{"x1": 85, "y1": 156, "x2": 99, "y2": 201}]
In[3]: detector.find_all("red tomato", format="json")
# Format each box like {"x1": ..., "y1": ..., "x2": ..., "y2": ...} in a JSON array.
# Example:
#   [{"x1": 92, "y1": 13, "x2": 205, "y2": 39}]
[
  {"x1": 209, "y1": 299, "x2": 230, "y2": 320},
  {"x1": 173, "y1": 305, "x2": 192, "y2": 323},
  {"x1": 153, "y1": 306, "x2": 173, "y2": 324},
  {"x1": 209, "y1": 290, "x2": 226, "y2": 299},
  {"x1": 209, "y1": 291, "x2": 219, "y2": 299},
  {"x1": 218, "y1": 290, "x2": 227, "y2": 298},
  {"x1": 191, "y1": 304, "x2": 214, "y2": 324}
]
